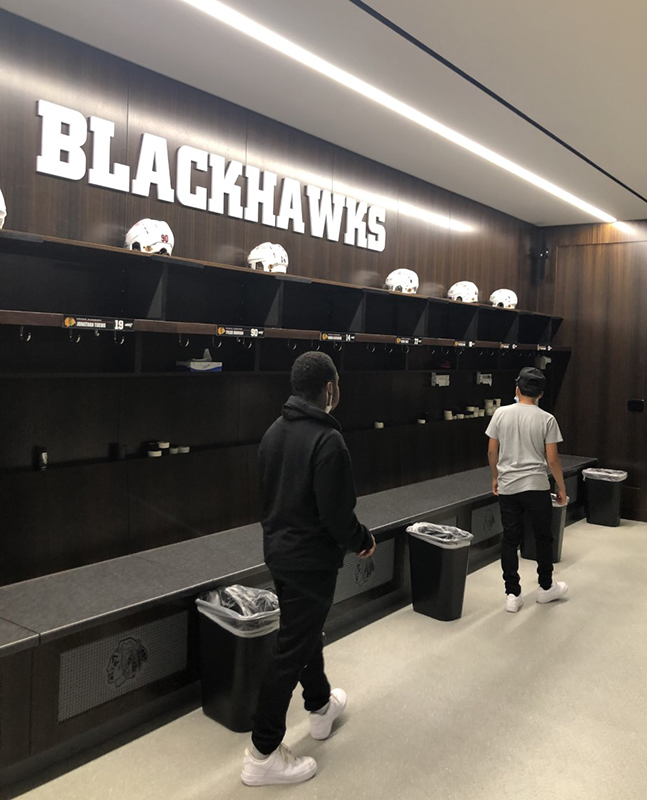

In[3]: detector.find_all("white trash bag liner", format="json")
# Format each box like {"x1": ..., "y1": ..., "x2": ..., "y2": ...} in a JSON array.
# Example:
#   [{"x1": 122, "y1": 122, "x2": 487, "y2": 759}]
[
  {"x1": 551, "y1": 493, "x2": 570, "y2": 507},
  {"x1": 406, "y1": 522, "x2": 474, "y2": 549},
  {"x1": 582, "y1": 468, "x2": 628, "y2": 483},
  {"x1": 196, "y1": 585, "x2": 280, "y2": 638}
]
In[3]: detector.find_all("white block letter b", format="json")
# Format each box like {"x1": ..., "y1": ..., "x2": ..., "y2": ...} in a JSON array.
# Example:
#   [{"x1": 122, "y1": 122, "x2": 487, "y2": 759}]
[{"x1": 36, "y1": 99, "x2": 88, "y2": 181}]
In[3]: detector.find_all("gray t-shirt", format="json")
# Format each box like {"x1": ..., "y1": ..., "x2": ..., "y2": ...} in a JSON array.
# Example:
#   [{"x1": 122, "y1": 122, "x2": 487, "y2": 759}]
[{"x1": 485, "y1": 403, "x2": 563, "y2": 495}]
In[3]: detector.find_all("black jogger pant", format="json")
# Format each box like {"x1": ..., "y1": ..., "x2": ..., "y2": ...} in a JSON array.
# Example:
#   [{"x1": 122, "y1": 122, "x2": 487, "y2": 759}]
[
  {"x1": 499, "y1": 490, "x2": 553, "y2": 596},
  {"x1": 251, "y1": 569, "x2": 337, "y2": 755}
]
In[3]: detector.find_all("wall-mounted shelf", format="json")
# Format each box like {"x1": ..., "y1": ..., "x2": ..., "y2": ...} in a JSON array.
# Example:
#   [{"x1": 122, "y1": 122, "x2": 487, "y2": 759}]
[{"x1": 0, "y1": 231, "x2": 561, "y2": 345}]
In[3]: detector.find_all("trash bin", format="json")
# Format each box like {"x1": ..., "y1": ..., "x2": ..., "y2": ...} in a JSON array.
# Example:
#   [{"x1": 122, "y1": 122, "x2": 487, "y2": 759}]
[
  {"x1": 196, "y1": 585, "x2": 280, "y2": 732},
  {"x1": 583, "y1": 468, "x2": 628, "y2": 527},
  {"x1": 406, "y1": 523, "x2": 474, "y2": 621},
  {"x1": 521, "y1": 494, "x2": 569, "y2": 563}
]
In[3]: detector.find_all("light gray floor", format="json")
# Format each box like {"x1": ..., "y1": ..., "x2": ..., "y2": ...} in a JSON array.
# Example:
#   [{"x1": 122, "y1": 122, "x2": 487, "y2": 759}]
[{"x1": 9, "y1": 519, "x2": 647, "y2": 800}]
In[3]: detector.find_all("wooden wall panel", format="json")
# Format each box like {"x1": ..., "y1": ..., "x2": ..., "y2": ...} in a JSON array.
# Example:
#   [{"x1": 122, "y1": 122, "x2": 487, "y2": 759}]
[
  {"x1": 0, "y1": 9, "x2": 534, "y2": 301},
  {"x1": 0, "y1": 14, "x2": 131, "y2": 247},
  {"x1": 550, "y1": 241, "x2": 647, "y2": 520}
]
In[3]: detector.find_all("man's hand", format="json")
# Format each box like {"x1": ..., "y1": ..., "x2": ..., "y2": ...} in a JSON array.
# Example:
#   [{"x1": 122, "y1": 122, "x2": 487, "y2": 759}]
[
  {"x1": 359, "y1": 534, "x2": 376, "y2": 558},
  {"x1": 555, "y1": 485, "x2": 567, "y2": 506},
  {"x1": 492, "y1": 478, "x2": 499, "y2": 496}
]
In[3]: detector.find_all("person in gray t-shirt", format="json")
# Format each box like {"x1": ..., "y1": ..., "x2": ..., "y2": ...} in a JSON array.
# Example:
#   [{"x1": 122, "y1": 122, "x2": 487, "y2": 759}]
[{"x1": 486, "y1": 367, "x2": 569, "y2": 612}]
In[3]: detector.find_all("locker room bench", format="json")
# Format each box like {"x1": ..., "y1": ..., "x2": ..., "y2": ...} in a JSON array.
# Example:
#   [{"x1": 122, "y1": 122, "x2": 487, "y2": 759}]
[{"x1": 0, "y1": 455, "x2": 595, "y2": 782}]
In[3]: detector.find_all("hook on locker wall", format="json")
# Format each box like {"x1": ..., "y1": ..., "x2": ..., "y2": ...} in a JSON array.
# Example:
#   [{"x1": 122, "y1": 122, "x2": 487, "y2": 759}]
[
  {"x1": 287, "y1": 340, "x2": 298, "y2": 351},
  {"x1": 311, "y1": 340, "x2": 321, "y2": 351},
  {"x1": 211, "y1": 335, "x2": 223, "y2": 349},
  {"x1": 366, "y1": 343, "x2": 376, "y2": 353},
  {"x1": 113, "y1": 331, "x2": 125, "y2": 346},
  {"x1": 178, "y1": 334, "x2": 190, "y2": 348},
  {"x1": 69, "y1": 330, "x2": 81, "y2": 344},
  {"x1": 19, "y1": 326, "x2": 32, "y2": 342}
]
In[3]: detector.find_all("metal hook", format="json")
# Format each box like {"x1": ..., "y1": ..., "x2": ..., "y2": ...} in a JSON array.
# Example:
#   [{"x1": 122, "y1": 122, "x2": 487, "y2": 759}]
[
  {"x1": 113, "y1": 331, "x2": 125, "y2": 346},
  {"x1": 333, "y1": 342, "x2": 343, "y2": 352},
  {"x1": 69, "y1": 330, "x2": 81, "y2": 344},
  {"x1": 442, "y1": 348, "x2": 451, "y2": 355},
  {"x1": 403, "y1": 345, "x2": 410, "y2": 354},
  {"x1": 94, "y1": 329, "x2": 101, "y2": 338},
  {"x1": 287, "y1": 340, "x2": 298, "y2": 351},
  {"x1": 428, "y1": 347, "x2": 436, "y2": 355},
  {"x1": 211, "y1": 335, "x2": 223, "y2": 349},
  {"x1": 366, "y1": 343, "x2": 376, "y2": 353},
  {"x1": 384, "y1": 345, "x2": 393, "y2": 354},
  {"x1": 238, "y1": 338, "x2": 253, "y2": 350},
  {"x1": 311, "y1": 340, "x2": 321, "y2": 351},
  {"x1": 178, "y1": 334, "x2": 190, "y2": 348},
  {"x1": 19, "y1": 326, "x2": 32, "y2": 342}
]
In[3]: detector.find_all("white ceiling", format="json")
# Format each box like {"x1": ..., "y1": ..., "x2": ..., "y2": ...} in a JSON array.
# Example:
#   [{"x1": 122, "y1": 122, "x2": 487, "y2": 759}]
[{"x1": 2, "y1": 0, "x2": 645, "y2": 226}]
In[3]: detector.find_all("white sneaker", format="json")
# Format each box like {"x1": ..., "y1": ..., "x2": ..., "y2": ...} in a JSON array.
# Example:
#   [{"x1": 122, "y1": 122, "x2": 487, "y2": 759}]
[
  {"x1": 505, "y1": 593, "x2": 524, "y2": 613},
  {"x1": 537, "y1": 580, "x2": 569, "y2": 604},
  {"x1": 241, "y1": 743, "x2": 317, "y2": 786},
  {"x1": 309, "y1": 688, "x2": 347, "y2": 740}
]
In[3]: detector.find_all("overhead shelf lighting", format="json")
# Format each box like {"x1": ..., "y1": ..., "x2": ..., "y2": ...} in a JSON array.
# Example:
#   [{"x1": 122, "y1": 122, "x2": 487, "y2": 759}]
[{"x1": 180, "y1": 0, "x2": 618, "y2": 224}]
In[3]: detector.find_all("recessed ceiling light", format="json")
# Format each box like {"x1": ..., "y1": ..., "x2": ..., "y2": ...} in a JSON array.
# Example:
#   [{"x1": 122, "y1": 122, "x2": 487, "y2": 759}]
[{"x1": 180, "y1": 0, "x2": 618, "y2": 224}]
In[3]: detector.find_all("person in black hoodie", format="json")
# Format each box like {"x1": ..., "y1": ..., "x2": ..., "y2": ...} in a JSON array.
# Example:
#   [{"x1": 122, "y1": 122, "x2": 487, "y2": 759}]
[{"x1": 241, "y1": 351, "x2": 375, "y2": 787}]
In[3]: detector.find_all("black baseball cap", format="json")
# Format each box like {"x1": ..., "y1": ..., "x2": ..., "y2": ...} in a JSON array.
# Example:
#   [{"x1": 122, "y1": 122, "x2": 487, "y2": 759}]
[{"x1": 516, "y1": 367, "x2": 546, "y2": 396}]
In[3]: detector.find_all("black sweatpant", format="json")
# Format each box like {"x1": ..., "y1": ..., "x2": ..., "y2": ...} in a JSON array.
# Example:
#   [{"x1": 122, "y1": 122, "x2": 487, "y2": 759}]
[
  {"x1": 251, "y1": 569, "x2": 337, "y2": 755},
  {"x1": 499, "y1": 490, "x2": 553, "y2": 596}
]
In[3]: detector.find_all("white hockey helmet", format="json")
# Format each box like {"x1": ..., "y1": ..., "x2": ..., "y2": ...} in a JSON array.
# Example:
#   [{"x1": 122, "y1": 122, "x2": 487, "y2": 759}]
[
  {"x1": 384, "y1": 268, "x2": 419, "y2": 294},
  {"x1": 0, "y1": 188, "x2": 6, "y2": 230},
  {"x1": 489, "y1": 288, "x2": 518, "y2": 309},
  {"x1": 125, "y1": 219, "x2": 174, "y2": 255},
  {"x1": 447, "y1": 281, "x2": 479, "y2": 303},
  {"x1": 247, "y1": 242, "x2": 288, "y2": 274}
]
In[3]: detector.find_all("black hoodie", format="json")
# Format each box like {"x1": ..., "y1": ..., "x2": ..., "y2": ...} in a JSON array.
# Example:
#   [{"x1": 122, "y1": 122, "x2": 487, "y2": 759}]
[{"x1": 259, "y1": 395, "x2": 372, "y2": 572}]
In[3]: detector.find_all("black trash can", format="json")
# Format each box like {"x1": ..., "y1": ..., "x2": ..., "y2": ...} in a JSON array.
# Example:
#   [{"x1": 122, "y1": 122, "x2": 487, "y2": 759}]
[
  {"x1": 196, "y1": 586, "x2": 279, "y2": 733},
  {"x1": 583, "y1": 468, "x2": 628, "y2": 527},
  {"x1": 407, "y1": 523, "x2": 473, "y2": 621},
  {"x1": 521, "y1": 494, "x2": 569, "y2": 563}
]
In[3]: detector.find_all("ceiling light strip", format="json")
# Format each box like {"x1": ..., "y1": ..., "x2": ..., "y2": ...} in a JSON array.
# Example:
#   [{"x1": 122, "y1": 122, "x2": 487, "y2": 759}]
[{"x1": 180, "y1": 0, "x2": 617, "y2": 224}]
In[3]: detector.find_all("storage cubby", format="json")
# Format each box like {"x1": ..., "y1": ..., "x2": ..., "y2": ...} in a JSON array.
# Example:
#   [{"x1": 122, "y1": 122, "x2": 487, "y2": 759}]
[
  {"x1": 395, "y1": 295, "x2": 428, "y2": 338},
  {"x1": 0, "y1": 324, "x2": 137, "y2": 375},
  {"x1": 364, "y1": 289, "x2": 397, "y2": 335},
  {"x1": 456, "y1": 346, "x2": 499, "y2": 372},
  {"x1": 139, "y1": 332, "x2": 257, "y2": 373},
  {"x1": 342, "y1": 342, "x2": 407, "y2": 372},
  {"x1": 406, "y1": 345, "x2": 457, "y2": 371},
  {"x1": 477, "y1": 307, "x2": 518, "y2": 343},
  {"x1": 518, "y1": 312, "x2": 552, "y2": 344},
  {"x1": 427, "y1": 299, "x2": 478, "y2": 341},
  {"x1": 279, "y1": 278, "x2": 330, "y2": 332},
  {"x1": 329, "y1": 286, "x2": 365, "y2": 333},
  {"x1": 165, "y1": 263, "x2": 246, "y2": 326}
]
